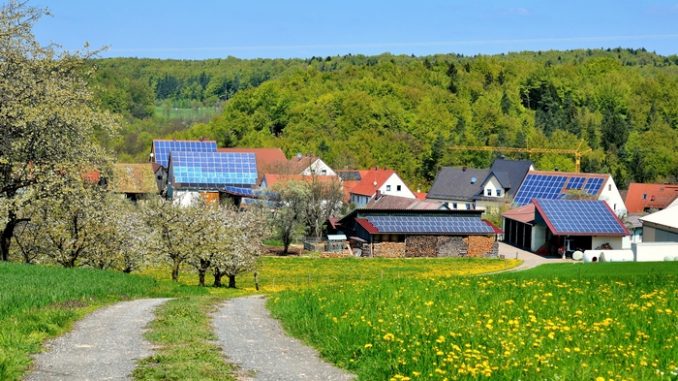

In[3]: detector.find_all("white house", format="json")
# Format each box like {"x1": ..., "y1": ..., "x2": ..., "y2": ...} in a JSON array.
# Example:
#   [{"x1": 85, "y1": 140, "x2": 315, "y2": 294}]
[{"x1": 344, "y1": 169, "x2": 415, "y2": 207}]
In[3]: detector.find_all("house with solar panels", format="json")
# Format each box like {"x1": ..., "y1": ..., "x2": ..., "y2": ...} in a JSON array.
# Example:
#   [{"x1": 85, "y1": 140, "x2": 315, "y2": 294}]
[
  {"x1": 502, "y1": 199, "x2": 630, "y2": 255},
  {"x1": 513, "y1": 170, "x2": 627, "y2": 216},
  {"x1": 149, "y1": 139, "x2": 258, "y2": 206},
  {"x1": 426, "y1": 159, "x2": 534, "y2": 212},
  {"x1": 335, "y1": 208, "x2": 500, "y2": 258}
]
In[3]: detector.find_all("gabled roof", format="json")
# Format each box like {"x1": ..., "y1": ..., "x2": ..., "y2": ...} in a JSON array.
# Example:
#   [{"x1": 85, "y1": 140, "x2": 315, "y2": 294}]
[
  {"x1": 624, "y1": 183, "x2": 678, "y2": 213},
  {"x1": 218, "y1": 147, "x2": 287, "y2": 182},
  {"x1": 111, "y1": 163, "x2": 158, "y2": 194},
  {"x1": 486, "y1": 159, "x2": 533, "y2": 197},
  {"x1": 151, "y1": 139, "x2": 217, "y2": 168},
  {"x1": 350, "y1": 169, "x2": 396, "y2": 197},
  {"x1": 365, "y1": 195, "x2": 444, "y2": 210},
  {"x1": 640, "y1": 205, "x2": 678, "y2": 230},
  {"x1": 286, "y1": 155, "x2": 320, "y2": 174},
  {"x1": 169, "y1": 151, "x2": 257, "y2": 189},
  {"x1": 502, "y1": 203, "x2": 536, "y2": 224},
  {"x1": 427, "y1": 167, "x2": 489, "y2": 201},
  {"x1": 533, "y1": 199, "x2": 629, "y2": 237},
  {"x1": 341, "y1": 209, "x2": 495, "y2": 236}
]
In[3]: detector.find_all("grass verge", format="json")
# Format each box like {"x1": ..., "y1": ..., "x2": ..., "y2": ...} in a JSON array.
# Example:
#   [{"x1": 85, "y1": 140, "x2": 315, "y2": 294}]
[
  {"x1": 269, "y1": 262, "x2": 678, "y2": 380},
  {"x1": 0, "y1": 262, "x2": 204, "y2": 381},
  {"x1": 133, "y1": 294, "x2": 246, "y2": 381}
]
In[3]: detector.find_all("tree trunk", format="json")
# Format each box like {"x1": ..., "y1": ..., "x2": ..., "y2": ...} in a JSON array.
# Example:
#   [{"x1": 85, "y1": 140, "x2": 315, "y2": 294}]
[
  {"x1": 213, "y1": 269, "x2": 223, "y2": 287},
  {"x1": 228, "y1": 275, "x2": 236, "y2": 288},
  {"x1": 1, "y1": 210, "x2": 18, "y2": 261},
  {"x1": 171, "y1": 262, "x2": 180, "y2": 282},
  {"x1": 198, "y1": 269, "x2": 206, "y2": 287}
]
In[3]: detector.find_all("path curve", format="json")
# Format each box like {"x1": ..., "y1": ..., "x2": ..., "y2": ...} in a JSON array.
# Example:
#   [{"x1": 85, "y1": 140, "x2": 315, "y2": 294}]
[
  {"x1": 212, "y1": 295, "x2": 354, "y2": 381},
  {"x1": 26, "y1": 298, "x2": 170, "y2": 381},
  {"x1": 497, "y1": 242, "x2": 568, "y2": 272}
]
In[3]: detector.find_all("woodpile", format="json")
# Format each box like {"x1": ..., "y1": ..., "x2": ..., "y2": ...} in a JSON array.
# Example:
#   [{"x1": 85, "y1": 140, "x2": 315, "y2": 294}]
[
  {"x1": 466, "y1": 236, "x2": 495, "y2": 257},
  {"x1": 404, "y1": 236, "x2": 437, "y2": 257},
  {"x1": 373, "y1": 242, "x2": 406, "y2": 258}
]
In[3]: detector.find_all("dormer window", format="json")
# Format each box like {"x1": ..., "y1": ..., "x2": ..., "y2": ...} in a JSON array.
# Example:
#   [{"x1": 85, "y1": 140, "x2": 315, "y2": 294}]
[
  {"x1": 496, "y1": 189, "x2": 502, "y2": 197},
  {"x1": 486, "y1": 189, "x2": 492, "y2": 196}
]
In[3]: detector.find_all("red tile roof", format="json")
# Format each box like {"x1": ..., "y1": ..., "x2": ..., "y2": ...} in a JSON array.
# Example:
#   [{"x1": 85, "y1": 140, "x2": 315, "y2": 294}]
[
  {"x1": 414, "y1": 191, "x2": 427, "y2": 200},
  {"x1": 482, "y1": 219, "x2": 504, "y2": 234},
  {"x1": 355, "y1": 218, "x2": 379, "y2": 234},
  {"x1": 350, "y1": 169, "x2": 396, "y2": 197},
  {"x1": 502, "y1": 204, "x2": 536, "y2": 224},
  {"x1": 625, "y1": 183, "x2": 678, "y2": 213}
]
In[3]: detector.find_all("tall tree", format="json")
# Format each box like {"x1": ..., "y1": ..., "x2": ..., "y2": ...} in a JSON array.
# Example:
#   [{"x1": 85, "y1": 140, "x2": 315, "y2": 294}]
[{"x1": 0, "y1": 1, "x2": 116, "y2": 261}]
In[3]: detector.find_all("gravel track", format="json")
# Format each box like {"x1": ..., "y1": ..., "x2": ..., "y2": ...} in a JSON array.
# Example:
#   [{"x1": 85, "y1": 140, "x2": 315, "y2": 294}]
[
  {"x1": 212, "y1": 295, "x2": 355, "y2": 381},
  {"x1": 26, "y1": 298, "x2": 170, "y2": 381}
]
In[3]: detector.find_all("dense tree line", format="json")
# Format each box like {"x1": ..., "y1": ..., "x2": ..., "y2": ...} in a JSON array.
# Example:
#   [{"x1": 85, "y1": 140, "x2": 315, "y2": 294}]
[{"x1": 95, "y1": 50, "x2": 678, "y2": 188}]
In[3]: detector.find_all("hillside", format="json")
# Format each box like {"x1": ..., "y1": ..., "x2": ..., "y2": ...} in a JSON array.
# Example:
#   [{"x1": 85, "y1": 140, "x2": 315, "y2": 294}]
[{"x1": 94, "y1": 49, "x2": 678, "y2": 188}]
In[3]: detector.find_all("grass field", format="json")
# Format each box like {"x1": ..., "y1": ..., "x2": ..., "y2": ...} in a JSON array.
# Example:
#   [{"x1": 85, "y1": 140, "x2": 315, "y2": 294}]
[
  {"x1": 141, "y1": 256, "x2": 521, "y2": 293},
  {"x1": 0, "y1": 262, "x2": 204, "y2": 381},
  {"x1": 269, "y1": 262, "x2": 678, "y2": 380}
]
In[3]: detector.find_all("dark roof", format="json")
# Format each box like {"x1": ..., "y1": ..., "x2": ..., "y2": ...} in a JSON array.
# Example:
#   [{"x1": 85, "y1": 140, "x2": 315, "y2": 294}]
[
  {"x1": 427, "y1": 167, "x2": 489, "y2": 201},
  {"x1": 486, "y1": 159, "x2": 533, "y2": 197},
  {"x1": 533, "y1": 199, "x2": 629, "y2": 237}
]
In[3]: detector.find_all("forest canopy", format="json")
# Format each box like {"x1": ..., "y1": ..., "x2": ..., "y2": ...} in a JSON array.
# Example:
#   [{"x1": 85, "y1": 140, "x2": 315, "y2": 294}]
[{"x1": 91, "y1": 49, "x2": 678, "y2": 189}]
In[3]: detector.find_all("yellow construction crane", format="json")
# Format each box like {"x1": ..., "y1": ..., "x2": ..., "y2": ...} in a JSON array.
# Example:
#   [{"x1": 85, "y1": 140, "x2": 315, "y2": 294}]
[{"x1": 449, "y1": 144, "x2": 592, "y2": 173}]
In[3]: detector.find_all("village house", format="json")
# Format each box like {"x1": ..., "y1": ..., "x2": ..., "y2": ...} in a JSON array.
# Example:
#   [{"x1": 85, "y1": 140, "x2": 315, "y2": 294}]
[
  {"x1": 502, "y1": 199, "x2": 630, "y2": 255},
  {"x1": 339, "y1": 168, "x2": 416, "y2": 207},
  {"x1": 426, "y1": 159, "x2": 534, "y2": 212},
  {"x1": 331, "y1": 208, "x2": 500, "y2": 258},
  {"x1": 217, "y1": 147, "x2": 287, "y2": 184},
  {"x1": 640, "y1": 205, "x2": 678, "y2": 242},
  {"x1": 624, "y1": 183, "x2": 678, "y2": 214},
  {"x1": 512, "y1": 170, "x2": 627, "y2": 216}
]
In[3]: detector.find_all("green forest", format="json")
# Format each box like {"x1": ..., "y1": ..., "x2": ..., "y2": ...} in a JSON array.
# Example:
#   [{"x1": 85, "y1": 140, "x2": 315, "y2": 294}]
[{"x1": 92, "y1": 49, "x2": 678, "y2": 189}]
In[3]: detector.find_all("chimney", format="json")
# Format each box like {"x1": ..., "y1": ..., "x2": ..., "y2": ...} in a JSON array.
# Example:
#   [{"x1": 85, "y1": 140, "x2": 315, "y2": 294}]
[{"x1": 375, "y1": 190, "x2": 382, "y2": 200}]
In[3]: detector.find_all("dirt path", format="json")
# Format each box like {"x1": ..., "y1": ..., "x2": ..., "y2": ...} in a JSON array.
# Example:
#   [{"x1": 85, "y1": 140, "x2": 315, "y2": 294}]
[
  {"x1": 212, "y1": 295, "x2": 354, "y2": 381},
  {"x1": 497, "y1": 242, "x2": 568, "y2": 272},
  {"x1": 26, "y1": 298, "x2": 170, "y2": 381}
]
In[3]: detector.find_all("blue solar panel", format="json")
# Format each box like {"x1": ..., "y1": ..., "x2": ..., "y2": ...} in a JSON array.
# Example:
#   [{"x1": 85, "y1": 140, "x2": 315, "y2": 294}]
[
  {"x1": 152, "y1": 140, "x2": 217, "y2": 167},
  {"x1": 536, "y1": 199, "x2": 626, "y2": 235},
  {"x1": 170, "y1": 151, "x2": 257, "y2": 189},
  {"x1": 223, "y1": 186, "x2": 256, "y2": 197},
  {"x1": 514, "y1": 174, "x2": 608, "y2": 206},
  {"x1": 366, "y1": 215, "x2": 494, "y2": 234},
  {"x1": 566, "y1": 177, "x2": 586, "y2": 190}
]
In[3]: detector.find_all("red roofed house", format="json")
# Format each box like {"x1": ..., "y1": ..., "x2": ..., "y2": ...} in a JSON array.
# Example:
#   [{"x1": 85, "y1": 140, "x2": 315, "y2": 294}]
[
  {"x1": 340, "y1": 168, "x2": 415, "y2": 207},
  {"x1": 624, "y1": 183, "x2": 678, "y2": 214},
  {"x1": 260, "y1": 174, "x2": 341, "y2": 189}
]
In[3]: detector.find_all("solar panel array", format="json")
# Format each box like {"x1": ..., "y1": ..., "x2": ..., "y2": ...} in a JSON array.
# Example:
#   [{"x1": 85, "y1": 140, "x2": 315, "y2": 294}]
[
  {"x1": 514, "y1": 173, "x2": 607, "y2": 206},
  {"x1": 366, "y1": 215, "x2": 494, "y2": 234},
  {"x1": 170, "y1": 151, "x2": 257, "y2": 189},
  {"x1": 152, "y1": 140, "x2": 217, "y2": 167},
  {"x1": 223, "y1": 186, "x2": 256, "y2": 197},
  {"x1": 537, "y1": 199, "x2": 626, "y2": 235}
]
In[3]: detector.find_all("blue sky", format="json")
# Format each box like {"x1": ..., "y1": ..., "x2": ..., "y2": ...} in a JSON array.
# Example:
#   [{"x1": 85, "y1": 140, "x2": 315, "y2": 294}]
[{"x1": 31, "y1": 1, "x2": 678, "y2": 59}]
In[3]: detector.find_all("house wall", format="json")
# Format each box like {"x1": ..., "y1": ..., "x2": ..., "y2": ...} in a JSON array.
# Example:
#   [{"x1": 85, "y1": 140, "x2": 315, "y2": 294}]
[
  {"x1": 172, "y1": 190, "x2": 201, "y2": 207},
  {"x1": 531, "y1": 225, "x2": 546, "y2": 252},
  {"x1": 643, "y1": 225, "x2": 678, "y2": 242},
  {"x1": 481, "y1": 176, "x2": 506, "y2": 199},
  {"x1": 432, "y1": 199, "x2": 478, "y2": 210},
  {"x1": 301, "y1": 159, "x2": 336, "y2": 176},
  {"x1": 599, "y1": 177, "x2": 627, "y2": 217},
  {"x1": 591, "y1": 236, "x2": 625, "y2": 250},
  {"x1": 632, "y1": 242, "x2": 678, "y2": 261},
  {"x1": 378, "y1": 173, "x2": 415, "y2": 199},
  {"x1": 350, "y1": 194, "x2": 371, "y2": 207}
]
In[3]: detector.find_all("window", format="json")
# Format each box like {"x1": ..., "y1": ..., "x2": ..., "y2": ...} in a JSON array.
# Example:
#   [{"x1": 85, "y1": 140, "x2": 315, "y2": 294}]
[
  {"x1": 386, "y1": 185, "x2": 391, "y2": 191},
  {"x1": 486, "y1": 189, "x2": 492, "y2": 196},
  {"x1": 321, "y1": 169, "x2": 327, "y2": 175},
  {"x1": 642, "y1": 193, "x2": 647, "y2": 200},
  {"x1": 496, "y1": 189, "x2": 502, "y2": 197},
  {"x1": 466, "y1": 203, "x2": 472, "y2": 209},
  {"x1": 396, "y1": 185, "x2": 401, "y2": 191},
  {"x1": 452, "y1": 203, "x2": 458, "y2": 209},
  {"x1": 608, "y1": 184, "x2": 612, "y2": 191}
]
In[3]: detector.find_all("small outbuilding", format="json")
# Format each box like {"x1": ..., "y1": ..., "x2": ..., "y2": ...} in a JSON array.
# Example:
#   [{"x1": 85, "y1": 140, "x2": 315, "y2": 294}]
[
  {"x1": 503, "y1": 199, "x2": 630, "y2": 255},
  {"x1": 336, "y1": 208, "x2": 499, "y2": 258}
]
